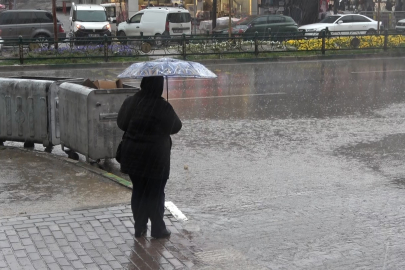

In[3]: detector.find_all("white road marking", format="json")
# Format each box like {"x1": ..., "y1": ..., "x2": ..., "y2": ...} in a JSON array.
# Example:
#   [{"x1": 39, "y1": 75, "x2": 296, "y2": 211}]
[
  {"x1": 169, "y1": 92, "x2": 286, "y2": 101},
  {"x1": 165, "y1": 201, "x2": 188, "y2": 221},
  {"x1": 351, "y1": 70, "x2": 405, "y2": 74}
]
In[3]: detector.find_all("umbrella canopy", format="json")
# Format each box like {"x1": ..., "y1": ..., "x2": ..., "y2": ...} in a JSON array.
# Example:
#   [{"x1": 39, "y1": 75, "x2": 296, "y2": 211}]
[{"x1": 117, "y1": 57, "x2": 217, "y2": 79}]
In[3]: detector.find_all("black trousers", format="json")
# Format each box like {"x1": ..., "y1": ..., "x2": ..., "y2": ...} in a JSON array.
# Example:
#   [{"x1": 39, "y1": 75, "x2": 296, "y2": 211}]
[{"x1": 129, "y1": 174, "x2": 167, "y2": 235}]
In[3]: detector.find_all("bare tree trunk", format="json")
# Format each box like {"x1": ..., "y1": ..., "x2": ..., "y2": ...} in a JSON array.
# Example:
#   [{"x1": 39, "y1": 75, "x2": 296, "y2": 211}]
[{"x1": 298, "y1": 0, "x2": 319, "y2": 25}]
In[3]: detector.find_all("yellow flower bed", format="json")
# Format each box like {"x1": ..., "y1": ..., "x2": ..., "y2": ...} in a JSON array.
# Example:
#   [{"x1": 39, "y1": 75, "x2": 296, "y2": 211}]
[{"x1": 286, "y1": 35, "x2": 405, "y2": 50}]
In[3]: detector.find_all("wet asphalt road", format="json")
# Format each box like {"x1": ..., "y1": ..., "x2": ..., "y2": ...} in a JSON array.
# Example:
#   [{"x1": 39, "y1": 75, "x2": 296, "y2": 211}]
[{"x1": 2, "y1": 57, "x2": 405, "y2": 268}]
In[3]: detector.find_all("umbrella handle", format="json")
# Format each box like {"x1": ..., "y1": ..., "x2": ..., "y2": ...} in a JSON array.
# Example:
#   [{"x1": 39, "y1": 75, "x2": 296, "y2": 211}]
[{"x1": 166, "y1": 76, "x2": 169, "y2": 101}]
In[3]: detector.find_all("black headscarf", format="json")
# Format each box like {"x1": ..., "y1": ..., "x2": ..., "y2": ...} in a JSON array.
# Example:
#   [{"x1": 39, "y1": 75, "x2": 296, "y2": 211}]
[{"x1": 140, "y1": 76, "x2": 164, "y2": 98}]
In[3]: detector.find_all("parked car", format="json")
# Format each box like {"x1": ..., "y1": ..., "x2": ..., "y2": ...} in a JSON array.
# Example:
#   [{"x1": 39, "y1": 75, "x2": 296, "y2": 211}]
[
  {"x1": 298, "y1": 14, "x2": 382, "y2": 37},
  {"x1": 212, "y1": 15, "x2": 298, "y2": 39},
  {"x1": 0, "y1": 9, "x2": 66, "y2": 44},
  {"x1": 395, "y1": 18, "x2": 405, "y2": 33},
  {"x1": 69, "y1": 3, "x2": 112, "y2": 44},
  {"x1": 117, "y1": 7, "x2": 191, "y2": 45}
]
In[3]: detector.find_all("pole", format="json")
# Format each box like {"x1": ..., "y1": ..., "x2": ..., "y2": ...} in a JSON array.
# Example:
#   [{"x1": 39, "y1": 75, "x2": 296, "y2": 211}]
[
  {"x1": 194, "y1": 0, "x2": 197, "y2": 34},
  {"x1": 228, "y1": 0, "x2": 231, "y2": 37},
  {"x1": 377, "y1": 0, "x2": 381, "y2": 33},
  {"x1": 212, "y1": 0, "x2": 217, "y2": 30},
  {"x1": 52, "y1": 0, "x2": 58, "y2": 49}
]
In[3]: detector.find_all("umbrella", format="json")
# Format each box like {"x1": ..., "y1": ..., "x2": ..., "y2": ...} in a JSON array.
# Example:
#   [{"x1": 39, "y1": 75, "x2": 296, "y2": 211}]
[{"x1": 117, "y1": 57, "x2": 217, "y2": 100}]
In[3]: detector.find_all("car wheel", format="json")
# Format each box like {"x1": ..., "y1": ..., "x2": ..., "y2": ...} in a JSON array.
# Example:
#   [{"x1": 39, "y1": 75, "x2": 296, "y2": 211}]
[
  {"x1": 154, "y1": 33, "x2": 165, "y2": 47},
  {"x1": 366, "y1": 29, "x2": 377, "y2": 35},
  {"x1": 33, "y1": 34, "x2": 51, "y2": 50},
  {"x1": 118, "y1": 31, "x2": 128, "y2": 45}
]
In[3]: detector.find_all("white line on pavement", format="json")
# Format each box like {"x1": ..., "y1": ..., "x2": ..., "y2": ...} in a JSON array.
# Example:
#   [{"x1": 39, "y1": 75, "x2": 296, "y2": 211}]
[
  {"x1": 165, "y1": 201, "x2": 188, "y2": 221},
  {"x1": 351, "y1": 70, "x2": 405, "y2": 74},
  {"x1": 169, "y1": 92, "x2": 286, "y2": 101}
]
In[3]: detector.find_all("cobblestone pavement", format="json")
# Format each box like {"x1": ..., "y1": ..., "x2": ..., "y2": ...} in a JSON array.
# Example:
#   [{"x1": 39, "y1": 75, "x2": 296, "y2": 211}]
[{"x1": 0, "y1": 205, "x2": 200, "y2": 270}]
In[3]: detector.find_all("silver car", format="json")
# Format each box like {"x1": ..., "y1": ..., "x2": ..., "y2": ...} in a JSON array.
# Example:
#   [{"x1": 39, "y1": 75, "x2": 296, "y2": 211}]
[{"x1": 0, "y1": 9, "x2": 66, "y2": 42}]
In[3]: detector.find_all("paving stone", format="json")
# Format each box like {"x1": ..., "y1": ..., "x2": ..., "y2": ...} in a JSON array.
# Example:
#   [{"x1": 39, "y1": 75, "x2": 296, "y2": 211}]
[
  {"x1": 39, "y1": 229, "x2": 52, "y2": 237},
  {"x1": 0, "y1": 240, "x2": 10, "y2": 248},
  {"x1": 108, "y1": 260, "x2": 123, "y2": 269},
  {"x1": 30, "y1": 234, "x2": 42, "y2": 241},
  {"x1": 21, "y1": 238, "x2": 33, "y2": 246},
  {"x1": 56, "y1": 257, "x2": 71, "y2": 266},
  {"x1": 0, "y1": 205, "x2": 196, "y2": 270},
  {"x1": 56, "y1": 219, "x2": 76, "y2": 225},
  {"x1": 92, "y1": 256, "x2": 108, "y2": 265},
  {"x1": 56, "y1": 239, "x2": 69, "y2": 246},
  {"x1": 11, "y1": 242, "x2": 25, "y2": 250},
  {"x1": 86, "y1": 231, "x2": 99, "y2": 240},
  {"x1": 52, "y1": 231, "x2": 65, "y2": 239},
  {"x1": 77, "y1": 235, "x2": 90, "y2": 243},
  {"x1": 8, "y1": 235, "x2": 19, "y2": 243},
  {"x1": 25, "y1": 245, "x2": 37, "y2": 253},
  {"x1": 33, "y1": 241, "x2": 46, "y2": 249},
  {"x1": 48, "y1": 263, "x2": 62, "y2": 270},
  {"x1": 65, "y1": 252, "x2": 79, "y2": 261},
  {"x1": 86, "y1": 249, "x2": 100, "y2": 258},
  {"x1": 168, "y1": 258, "x2": 184, "y2": 268},
  {"x1": 70, "y1": 260, "x2": 85, "y2": 269},
  {"x1": 14, "y1": 249, "x2": 27, "y2": 258},
  {"x1": 72, "y1": 228, "x2": 85, "y2": 236},
  {"x1": 89, "y1": 220, "x2": 102, "y2": 227},
  {"x1": 94, "y1": 226, "x2": 107, "y2": 235},
  {"x1": 79, "y1": 255, "x2": 93, "y2": 264},
  {"x1": 27, "y1": 228, "x2": 39, "y2": 234},
  {"x1": 35, "y1": 222, "x2": 56, "y2": 227},
  {"x1": 85, "y1": 263, "x2": 100, "y2": 270},
  {"x1": 65, "y1": 234, "x2": 78, "y2": 242},
  {"x1": 47, "y1": 243, "x2": 61, "y2": 251},
  {"x1": 51, "y1": 250, "x2": 64, "y2": 258},
  {"x1": 38, "y1": 248, "x2": 51, "y2": 256},
  {"x1": 18, "y1": 257, "x2": 33, "y2": 266},
  {"x1": 68, "y1": 222, "x2": 81, "y2": 228},
  {"x1": 32, "y1": 259, "x2": 47, "y2": 270},
  {"x1": 49, "y1": 213, "x2": 66, "y2": 218},
  {"x1": 99, "y1": 264, "x2": 114, "y2": 270},
  {"x1": 28, "y1": 252, "x2": 41, "y2": 261}
]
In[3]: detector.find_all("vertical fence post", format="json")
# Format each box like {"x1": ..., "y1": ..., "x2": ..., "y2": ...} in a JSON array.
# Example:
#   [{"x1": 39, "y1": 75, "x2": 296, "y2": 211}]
[
  {"x1": 19, "y1": 36, "x2": 23, "y2": 65},
  {"x1": 321, "y1": 27, "x2": 327, "y2": 55},
  {"x1": 254, "y1": 31, "x2": 258, "y2": 57},
  {"x1": 103, "y1": 34, "x2": 108, "y2": 62},
  {"x1": 182, "y1": 33, "x2": 186, "y2": 60},
  {"x1": 383, "y1": 29, "x2": 388, "y2": 52}
]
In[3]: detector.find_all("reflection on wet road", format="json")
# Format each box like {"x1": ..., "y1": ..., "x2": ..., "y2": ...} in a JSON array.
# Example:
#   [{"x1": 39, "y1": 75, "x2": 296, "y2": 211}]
[{"x1": 2, "y1": 57, "x2": 405, "y2": 268}]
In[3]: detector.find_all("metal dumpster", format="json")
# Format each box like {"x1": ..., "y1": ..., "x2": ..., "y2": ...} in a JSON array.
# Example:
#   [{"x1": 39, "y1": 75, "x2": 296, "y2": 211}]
[
  {"x1": 0, "y1": 77, "x2": 84, "y2": 151},
  {"x1": 0, "y1": 78, "x2": 55, "y2": 149},
  {"x1": 58, "y1": 82, "x2": 140, "y2": 162}
]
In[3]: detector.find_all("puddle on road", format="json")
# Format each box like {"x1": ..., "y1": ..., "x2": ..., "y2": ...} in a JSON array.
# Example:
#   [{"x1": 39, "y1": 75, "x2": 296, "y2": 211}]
[{"x1": 336, "y1": 133, "x2": 405, "y2": 188}]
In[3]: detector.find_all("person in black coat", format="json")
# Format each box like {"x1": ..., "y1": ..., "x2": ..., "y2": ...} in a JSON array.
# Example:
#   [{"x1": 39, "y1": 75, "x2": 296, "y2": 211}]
[{"x1": 117, "y1": 76, "x2": 182, "y2": 238}]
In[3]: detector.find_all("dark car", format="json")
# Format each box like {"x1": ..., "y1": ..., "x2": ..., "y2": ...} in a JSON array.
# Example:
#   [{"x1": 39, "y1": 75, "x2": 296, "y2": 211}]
[
  {"x1": 0, "y1": 9, "x2": 66, "y2": 42},
  {"x1": 212, "y1": 15, "x2": 298, "y2": 39}
]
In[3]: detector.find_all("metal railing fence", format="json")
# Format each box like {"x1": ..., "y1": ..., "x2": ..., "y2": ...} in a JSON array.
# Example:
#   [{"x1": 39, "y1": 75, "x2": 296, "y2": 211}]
[{"x1": 1, "y1": 29, "x2": 405, "y2": 64}]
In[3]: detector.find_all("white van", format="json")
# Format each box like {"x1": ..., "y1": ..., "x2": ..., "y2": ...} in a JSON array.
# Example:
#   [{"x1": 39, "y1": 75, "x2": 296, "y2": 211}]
[
  {"x1": 117, "y1": 7, "x2": 191, "y2": 43},
  {"x1": 70, "y1": 3, "x2": 112, "y2": 42}
]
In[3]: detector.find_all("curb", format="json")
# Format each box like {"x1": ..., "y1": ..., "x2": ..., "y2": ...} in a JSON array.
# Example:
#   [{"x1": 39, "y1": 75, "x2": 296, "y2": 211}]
[
  {"x1": 0, "y1": 51, "x2": 405, "y2": 72},
  {"x1": 1, "y1": 145, "x2": 133, "y2": 190}
]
